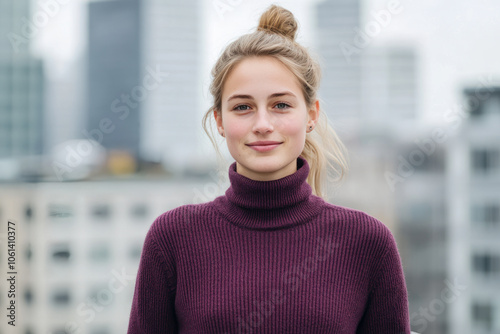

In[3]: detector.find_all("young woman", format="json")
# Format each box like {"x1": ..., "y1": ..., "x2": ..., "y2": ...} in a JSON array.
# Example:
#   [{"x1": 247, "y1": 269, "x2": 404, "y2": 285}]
[{"x1": 128, "y1": 4, "x2": 411, "y2": 334}]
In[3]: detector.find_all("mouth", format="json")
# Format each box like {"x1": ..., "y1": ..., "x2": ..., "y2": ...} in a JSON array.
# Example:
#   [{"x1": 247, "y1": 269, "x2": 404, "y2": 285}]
[
  {"x1": 247, "y1": 143, "x2": 282, "y2": 152},
  {"x1": 246, "y1": 141, "x2": 283, "y2": 146}
]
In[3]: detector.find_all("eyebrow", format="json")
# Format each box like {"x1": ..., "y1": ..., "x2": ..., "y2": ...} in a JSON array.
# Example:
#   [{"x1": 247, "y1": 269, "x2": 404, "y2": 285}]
[{"x1": 227, "y1": 91, "x2": 297, "y2": 102}]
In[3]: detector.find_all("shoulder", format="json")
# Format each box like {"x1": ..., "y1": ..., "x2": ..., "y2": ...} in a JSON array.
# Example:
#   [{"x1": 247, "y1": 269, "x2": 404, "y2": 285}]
[
  {"x1": 321, "y1": 202, "x2": 397, "y2": 256},
  {"x1": 141, "y1": 202, "x2": 213, "y2": 261},
  {"x1": 149, "y1": 202, "x2": 212, "y2": 236},
  {"x1": 321, "y1": 202, "x2": 403, "y2": 287},
  {"x1": 148, "y1": 203, "x2": 214, "y2": 238}
]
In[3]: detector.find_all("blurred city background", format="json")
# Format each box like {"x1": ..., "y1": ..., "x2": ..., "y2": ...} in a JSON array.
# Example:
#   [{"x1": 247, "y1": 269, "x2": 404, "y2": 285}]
[{"x1": 0, "y1": 0, "x2": 499, "y2": 333}]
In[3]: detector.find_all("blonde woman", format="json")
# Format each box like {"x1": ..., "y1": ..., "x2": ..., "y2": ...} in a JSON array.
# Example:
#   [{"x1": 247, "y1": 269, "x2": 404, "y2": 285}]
[{"x1": 128, "y1": 4, "x2": 411, "y2": 333}]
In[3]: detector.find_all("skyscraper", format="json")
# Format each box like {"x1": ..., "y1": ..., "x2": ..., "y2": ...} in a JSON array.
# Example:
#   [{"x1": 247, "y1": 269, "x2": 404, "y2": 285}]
[
  {"x1": 314, "y1": 0, "x2": 417, "y2": 125},
  {"x1": 315, "y1": 0, "x2": 362, "y2": 120},
  {"x1": 0, "y1": 0, "x2": 45, "y2": 161},
  {"x1": 86, "y1": 0, "x2": 203, "y2": 174},
  {"x1": 140, "y1": 0, "x2": 202, "y2": 172},
  {"x1": 87, "y1": 0, "x2": 142, "y2": 162}
]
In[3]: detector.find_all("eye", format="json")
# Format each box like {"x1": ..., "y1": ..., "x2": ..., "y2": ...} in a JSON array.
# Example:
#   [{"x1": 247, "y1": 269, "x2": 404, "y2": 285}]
[
  {"x1": 233, "y1": 104, "x2": 250, "y2": 111},
  {"x1": 275, "y1": 102, "x2": 291, "y2": 110}
]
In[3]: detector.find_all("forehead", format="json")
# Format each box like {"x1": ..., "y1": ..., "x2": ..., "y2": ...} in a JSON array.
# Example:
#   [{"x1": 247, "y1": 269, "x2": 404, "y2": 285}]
[{"x1": 222, "y1": 56, "x2": 303, "y2": 101}]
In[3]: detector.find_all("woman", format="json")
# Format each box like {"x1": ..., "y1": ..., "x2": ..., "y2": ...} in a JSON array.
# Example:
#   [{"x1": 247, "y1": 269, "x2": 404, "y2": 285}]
[{"x1": 128, "y1": 4, "x2": 411, "y2": 333}]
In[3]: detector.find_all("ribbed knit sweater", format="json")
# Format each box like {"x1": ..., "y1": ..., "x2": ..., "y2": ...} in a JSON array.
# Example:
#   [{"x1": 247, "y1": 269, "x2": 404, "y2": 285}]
[{"x1": 127, "y1": 156, "x2": 411, "y2": 334}]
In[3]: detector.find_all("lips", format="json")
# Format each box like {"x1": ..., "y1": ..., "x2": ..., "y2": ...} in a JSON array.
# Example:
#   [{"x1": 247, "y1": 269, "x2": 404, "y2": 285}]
[
  {"x1": 247, "y1": 141, "x2": 282, "y2": 146},
  {"x1": 247, "y1": 142, "x2": 282, "y2": 152}
]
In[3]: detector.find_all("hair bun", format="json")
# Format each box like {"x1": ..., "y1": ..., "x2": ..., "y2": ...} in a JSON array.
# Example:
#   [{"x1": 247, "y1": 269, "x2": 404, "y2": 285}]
[{"x1": 257, "y1": 4, "x2": 298, "y2": 42}]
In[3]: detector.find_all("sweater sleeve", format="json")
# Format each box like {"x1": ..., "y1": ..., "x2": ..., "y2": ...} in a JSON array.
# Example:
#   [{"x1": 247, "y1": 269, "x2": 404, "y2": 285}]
[
  {"x1": 127, "y1": 219, "x2": 178, "y2": 333},
  {"x1": 356, "y1": 227, "x2": 411, "y2": 334}
]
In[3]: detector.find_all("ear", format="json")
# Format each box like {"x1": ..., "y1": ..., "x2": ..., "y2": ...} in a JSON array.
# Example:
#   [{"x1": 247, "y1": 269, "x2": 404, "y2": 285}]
[
  {"x1": 214, "y1": 109, "x2": 225, "y2": 137},
  {"x1": 307, "y1": 100, "x2": 320, "y2": 126},
  {"x1": 214, "y1": 109, "x2": 223, "y2": 129}
]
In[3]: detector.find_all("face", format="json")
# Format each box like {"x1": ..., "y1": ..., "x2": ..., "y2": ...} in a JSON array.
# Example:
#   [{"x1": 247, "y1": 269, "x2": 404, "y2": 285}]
[{"x1": 214, "y1": 56, "x2": 319, "y2": 181}]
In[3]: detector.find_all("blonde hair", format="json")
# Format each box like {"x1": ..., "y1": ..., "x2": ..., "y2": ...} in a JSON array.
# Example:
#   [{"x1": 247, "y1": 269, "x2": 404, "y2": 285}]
[{"x1": 201, "y1": 4, "x2": 348, "y2": 200}]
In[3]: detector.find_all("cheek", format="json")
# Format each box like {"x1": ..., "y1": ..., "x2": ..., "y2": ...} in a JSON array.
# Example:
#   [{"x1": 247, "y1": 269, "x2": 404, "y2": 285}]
[
  {"x1": 276, "y1": 117, "x2": 306, "y2": 138},
  {"x1": 224, "y1": 119, "x2": 247, "y2": 140}
]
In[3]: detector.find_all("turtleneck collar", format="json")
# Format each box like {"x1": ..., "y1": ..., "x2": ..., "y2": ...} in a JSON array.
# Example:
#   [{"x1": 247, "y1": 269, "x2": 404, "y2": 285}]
[{"x1": 212, "y1": 156, "x2": 325, "y2": 230}]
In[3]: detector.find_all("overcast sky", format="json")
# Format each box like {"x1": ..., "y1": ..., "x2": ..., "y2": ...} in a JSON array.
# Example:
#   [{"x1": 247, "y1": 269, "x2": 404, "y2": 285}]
[{"x1": 31, "y1": 0, "x2": 500, "y2": 124}]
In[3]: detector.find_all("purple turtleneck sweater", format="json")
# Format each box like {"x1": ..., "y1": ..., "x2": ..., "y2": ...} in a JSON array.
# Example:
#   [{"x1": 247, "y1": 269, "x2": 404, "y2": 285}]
[{"x1": 127, "y1": 156, "x2": 411, "y2": 334}]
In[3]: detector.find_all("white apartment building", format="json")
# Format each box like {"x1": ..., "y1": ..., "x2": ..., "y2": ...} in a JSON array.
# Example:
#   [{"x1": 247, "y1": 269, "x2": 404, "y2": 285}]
[
  {"x1": 0, "y1": 173, "x2": 228, "y2": 334},
  {"x1": 447, "y1": 86, "x2": 500, "y2": 334}
]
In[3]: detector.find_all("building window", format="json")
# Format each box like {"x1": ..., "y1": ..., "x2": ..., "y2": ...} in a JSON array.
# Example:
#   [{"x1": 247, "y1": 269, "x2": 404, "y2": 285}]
[
  {"x1": 472, "y1": 204, "x2": 500, "y2": 227},
  {"x1": 471, "y1": 148, "x2": 500, "y2": 173},
  {"x1": 472, "y1": 301, "x2": 493, "y2": 331},
  {"x1": 414, "y1": 147, "x2": 445, "y2": 172},
  {"x1": 48, "y1": 204, "x2": 73, "y2": 219},
  {"x1": 51, "y1": 289, "x2": 71, "y2": 306},
  {"x1": 481, "y1": 95, "x2": 500, "y2": 117},
  {"x1": 51, "y1": 243, "x2": 71, "y2": 262},
  {"x1": 26, "y1": 243, "x2": 32, "y2": 262},
  {"x1": 24, "y1": 286, "x2": 33, "y2": 305},
  {"x1": 25, "y1": 204, "x2": 33, "y2": 221},
  {"x1": 91, "y1": 204, "x2": 111, "y2": 220},
  {"x1": 472, "y1": 253, "x2": 500, "y2": 276}
]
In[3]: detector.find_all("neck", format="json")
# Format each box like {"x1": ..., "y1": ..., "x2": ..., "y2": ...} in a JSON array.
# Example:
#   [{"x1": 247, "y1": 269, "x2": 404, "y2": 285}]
[
  {"x1": 235, "y1": 159, "x2": 297, "y2": 181},
  {"x1": 212, "y1": 156, "x2": 325, "y2": 230}
]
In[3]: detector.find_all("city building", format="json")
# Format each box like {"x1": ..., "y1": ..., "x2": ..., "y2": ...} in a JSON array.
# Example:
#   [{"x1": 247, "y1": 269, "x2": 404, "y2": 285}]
[
  {"x1": 87, "y1": 0, "x2": 142, "y2": 162},
  {"x1": 447, "y1": 86, "x2": 500, "y2": 334},
  {"x1": 0, "y1": 0, "x2": 45, "y2": 179},
  {"x1": 139, "y1": 0, "x2": 203, "y2": 173},
  {"x1": 315, "y1": 0, "x2": 363, "y2": 121},
  {"x1": 86, "y1": 0, "x2": 204, "y2": 175},
  {"x1": 393, "y1": 137, "x2": 448, "y2": 334},
  {"x1": 0, "y1": 173, "x2": 228, "y2": 333}
]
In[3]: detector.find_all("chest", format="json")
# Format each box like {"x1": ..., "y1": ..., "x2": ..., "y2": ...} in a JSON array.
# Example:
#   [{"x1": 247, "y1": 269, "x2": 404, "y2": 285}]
[{"x1": 173, "y1": 238, "x2": 369, "y2": 334}]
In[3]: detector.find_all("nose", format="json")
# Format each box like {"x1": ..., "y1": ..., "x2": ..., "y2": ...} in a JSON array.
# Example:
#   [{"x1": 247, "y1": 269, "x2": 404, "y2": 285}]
[{"x1": 252, "y1": 107, "x2": 274, "y2": 134}]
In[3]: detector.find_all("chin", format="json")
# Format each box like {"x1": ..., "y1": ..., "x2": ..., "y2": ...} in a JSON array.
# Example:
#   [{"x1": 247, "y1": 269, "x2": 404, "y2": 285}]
[{"x1": 247, "y1": 157, "x2": 283, "y2": 169}]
